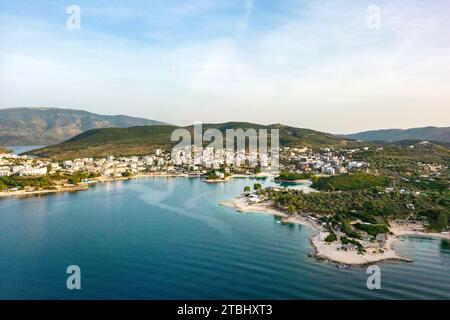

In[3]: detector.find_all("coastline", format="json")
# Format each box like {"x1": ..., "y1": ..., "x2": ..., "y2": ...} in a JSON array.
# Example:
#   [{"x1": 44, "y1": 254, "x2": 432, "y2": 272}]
[
  {"x1": 2, "y1": 173, "x2": 448, "y2": 267},
  {"x1": 219, "y1": 196, "x2": 450, "y2": 267},
  {"x1": 0, "y1": 185, "x2": 88, "y2": 198},
  {"x1": 0, "y1": 173, "x2": 266, "y2": 198},
  {"x1": 274, "y1": 178, "x2": 310, "y2": 184},
  {"x1": 0, "y1": 173, "x2": 190, "y2": 198},
  {"x1": 390, "y1": 222, "x2": 450, "y2": 241}
]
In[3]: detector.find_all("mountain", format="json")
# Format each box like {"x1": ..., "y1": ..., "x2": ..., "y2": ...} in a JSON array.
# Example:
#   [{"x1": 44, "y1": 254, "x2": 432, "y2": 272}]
[
  {"x1": 0, "y1": 107, "x2": 167, "y2": 146},
  {"x1": 344, "y1": 126, "x2": 450, "y2": 143},
  {"x1": 25, "y1": 122, "x2": 351, "y2": 159}
]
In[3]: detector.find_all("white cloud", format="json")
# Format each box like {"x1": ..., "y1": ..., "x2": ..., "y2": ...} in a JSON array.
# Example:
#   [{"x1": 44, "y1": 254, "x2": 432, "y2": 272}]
[{"x1": 0, "y1": 0, "x2": 449, "y2": 132}]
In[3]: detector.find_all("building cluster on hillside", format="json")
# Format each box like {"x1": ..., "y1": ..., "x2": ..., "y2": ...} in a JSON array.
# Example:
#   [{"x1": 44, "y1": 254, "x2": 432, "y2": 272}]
[
  {"x1": 0, "y1": 153, "x2": 48, "y2": 177},
  {"x1": 172, "y1": 145, "x2": 279, "y2": 174},
  {"x1": 0, "y1": 147, "x2": 279, "y2": 178},
  {"x1": 0, "y1": 145, "x2": 368, "y2": 178},
  {"x1": 0, "y1": 149, "x2": 181, "y2": 178},
  {"x1": 278, "y1": 147, "x2": 368, "y2": 175}
]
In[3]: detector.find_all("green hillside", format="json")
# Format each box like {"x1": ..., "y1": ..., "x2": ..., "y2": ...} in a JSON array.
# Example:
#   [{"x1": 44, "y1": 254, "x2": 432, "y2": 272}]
[
  {"x1": 25, "y1": 122, "x2": 351, "y2": 159},
  {"x1": 344, "y1": 126, "x2": 450, "y2": 144}
]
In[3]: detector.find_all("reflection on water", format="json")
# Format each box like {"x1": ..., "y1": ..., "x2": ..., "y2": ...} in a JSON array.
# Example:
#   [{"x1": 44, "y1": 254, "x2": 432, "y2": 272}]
[
  {"x1": 441, "y1": 239, "x2": 450, "y2": 250},
  {"x1": 0, "y1": 177, "x2": 449, "y2": 299}
]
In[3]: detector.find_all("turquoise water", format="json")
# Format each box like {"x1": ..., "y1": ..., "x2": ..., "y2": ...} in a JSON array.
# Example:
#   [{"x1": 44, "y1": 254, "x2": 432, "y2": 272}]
[{"x1": 0, "y1": 177, "x2": 449, "y2": 299}]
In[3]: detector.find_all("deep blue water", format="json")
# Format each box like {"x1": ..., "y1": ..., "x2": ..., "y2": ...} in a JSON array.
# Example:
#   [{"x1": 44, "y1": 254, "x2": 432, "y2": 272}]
[{"x1": 0, "y1": 177, "x2": 449, "y2": 299}]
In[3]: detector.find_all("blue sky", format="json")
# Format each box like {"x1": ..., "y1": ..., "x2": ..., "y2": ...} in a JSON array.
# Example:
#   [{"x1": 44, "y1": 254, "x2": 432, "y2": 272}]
[{"x1": 0, "y1": 0, "x2": 449, "y2": 133}]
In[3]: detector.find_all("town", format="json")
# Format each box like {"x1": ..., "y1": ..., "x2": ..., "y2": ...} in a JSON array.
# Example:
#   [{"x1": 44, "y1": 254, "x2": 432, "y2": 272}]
[{"x1": 0, "y1": 145, "x2": 370, "y2": 183}]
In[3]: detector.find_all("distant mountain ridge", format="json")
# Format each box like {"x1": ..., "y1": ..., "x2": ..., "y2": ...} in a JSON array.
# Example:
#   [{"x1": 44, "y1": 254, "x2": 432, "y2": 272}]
[
  {"x1": 344, "y1": 126, "x2": 450, "y2": 143},
  {"x1": 0, "y1": 107, "x2": 167, "y2": 146},
  {"x1": 26, "y1": 122, "x2": 352, "y2": 159}
]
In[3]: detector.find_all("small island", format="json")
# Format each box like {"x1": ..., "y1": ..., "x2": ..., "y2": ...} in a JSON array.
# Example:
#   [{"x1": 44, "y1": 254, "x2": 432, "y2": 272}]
[
  {"x1": 274, "y1": 171, "x2": 314, "y2": 183},
  {"x1": 204, "y1": 169, "x2": 231, "y2": 183}
]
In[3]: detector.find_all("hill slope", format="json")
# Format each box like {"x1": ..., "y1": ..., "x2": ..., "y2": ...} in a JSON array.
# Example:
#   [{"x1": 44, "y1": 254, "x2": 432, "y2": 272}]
[
  {"x1": 0, "y1": 107, "x2": 167, "y2": 146},
  {"x1": 26, "y1": 122, "x2": 351, "y2": 159},
  {"x1": 0, "y1": 146, "x2": 10, "y2": 153},
  {"x1": 344, "y1": 126, "x2": 450, "y2": 143}
]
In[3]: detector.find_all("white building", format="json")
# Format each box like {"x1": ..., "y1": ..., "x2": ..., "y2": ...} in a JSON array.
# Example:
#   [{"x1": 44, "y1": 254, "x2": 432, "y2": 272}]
[{"x1": 0, "y1": 167, "x2": 11, "y2": 176}]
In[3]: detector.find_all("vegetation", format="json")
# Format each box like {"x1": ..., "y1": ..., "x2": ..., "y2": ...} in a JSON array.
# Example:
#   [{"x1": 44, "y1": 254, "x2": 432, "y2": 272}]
[
  {"x1": 325, "y1": 232, "x2": 337, "y2": 243},
  {"x1": 340, "y1": 221, "x2": 361, "y2": 239},
  {"x1": 419, "y1": 209, "x2": 450, "y2": 232},
  {"x1": 286, "y1": 204, "x2": 296, "y2": 215},
  {"x1": 26, "y1": 125, "x2": 178, "y2": 160},
  {"x1": 312, "y1": 173, "x2": 390, "y2": 191},
  {"x1": 275, "y1": 171, "x2": 313, "y2": 181},
  {"x1": 340, "y1": 236, "x2": 365, "y2": 253},
  {"x1": 353, "y1": 223, "x2": 389, "y2": 237},
  {"x1": 253, "y1": 183, "x2": 262, "y2": 191},
  {"x1": 244, "y1": 186, "x2": 251, "y2": 193},
  {"x1": 205, "y1": 169, "x2": 229, "y2": 180},
  {"x1": 353, "y1": 143, "x2": 450, "y2": 178},
  {"x1": 344, "y1": 126, "x2": 450, "y2": 144},
  {"x1": 436, "y1": 212, "x2": 448, "y2": 231},
  {"x1": 264, "y1": 187, "x2": 449, "y2": 232},
  {"x1": 25, "y1": 122, "x2": 351, "y2": 159},
  {"x1": 0, "y1": 171, "x2": 98, "y2": 191},
  {"x1": 122, "y1": 171, "x2": 132, "y2": 177}
]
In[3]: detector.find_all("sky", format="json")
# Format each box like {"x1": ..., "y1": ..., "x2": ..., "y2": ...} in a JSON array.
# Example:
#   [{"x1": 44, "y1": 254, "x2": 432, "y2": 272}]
[{"x1": 0, "y1": 0, "x2": 449, "y2": 134}]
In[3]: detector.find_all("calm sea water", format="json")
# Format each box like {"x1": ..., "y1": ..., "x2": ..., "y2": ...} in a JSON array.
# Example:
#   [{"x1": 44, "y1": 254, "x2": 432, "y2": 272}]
[
  {"x1": 0, "y1": 177, "x2": 449, "y2": 299},
  {"x1": 7, "y1": 146, "x2": 44, "y2": 155}
]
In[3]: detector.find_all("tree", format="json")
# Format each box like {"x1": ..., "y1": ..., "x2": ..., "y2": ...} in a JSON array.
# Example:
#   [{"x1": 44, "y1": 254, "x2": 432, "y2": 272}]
[
  {"x1": 253, "y1": 183, "x2": 262, "y2": 191},
  {"x1": 325, "y1": 232, "x2": 337, "y2": 243},
  {"x1": 244, "y1": 186, "x2": 251, "y2": 194},
  {"x1": 436, "y1": 212, "x2": 448, "y2": 231},
  {"x1": 287, "y1": 204, "x2": 296, "y2": 215}
]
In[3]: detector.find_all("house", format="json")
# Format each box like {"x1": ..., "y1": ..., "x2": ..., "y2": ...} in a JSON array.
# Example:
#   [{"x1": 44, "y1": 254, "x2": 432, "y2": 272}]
[
  {"x1": 248, "y1": 194, "x2": 260, "y2": 203},
  {"x1": 341, "y1": 244, "x2": 357, "y2": 251},
  {"x1": 347, "y1": 161, "x2": 363, "y2": 169},
  {"x1": 0, "y1": 167, "x2": 11, "y2": 177},
  {"x1": 216, "y1": 172, "x2": 225, "y2": 179},
  {"x1": 322, "y1": 166, "x2": 335, "y2": 175}
]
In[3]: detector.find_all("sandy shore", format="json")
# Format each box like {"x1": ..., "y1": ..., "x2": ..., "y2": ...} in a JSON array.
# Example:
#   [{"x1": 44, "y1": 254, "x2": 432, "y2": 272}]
[
  {"x1": 220, "y1": 196, "x2": 416, "y2": 266},
  {"x1": 0, "y1": 173, "x2": 271, "y2": 198},
  {"x1": 0, "y1": 173, "x2": 190, "y2": 198},
  {"x1": 310, "y1": 232, "x2": 410, "y2": 266},
  {"x1": 390, "y1": 222, "x2": 450, "y2": 240},
  {"x1": 219, "y1": 197, "x2": 287, "y2": 217}
]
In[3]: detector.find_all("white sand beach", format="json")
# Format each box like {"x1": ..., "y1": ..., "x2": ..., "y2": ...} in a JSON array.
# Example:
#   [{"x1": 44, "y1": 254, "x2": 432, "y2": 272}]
[
  {"x1": 390, "y1": 221, "x2": 450, "y2": 240},
  {"x1": 219, "y1": 196, "x2": 450, "y2": 266}
]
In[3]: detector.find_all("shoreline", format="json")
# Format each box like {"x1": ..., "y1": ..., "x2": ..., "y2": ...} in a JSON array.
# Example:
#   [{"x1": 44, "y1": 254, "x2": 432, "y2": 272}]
[
  {"x1": 0, "y1": 173, "x2": 269, "y2": 198},
  {"x1": 274, "y1": 178, "x2": 310, "y2": 184},
  {"x1": 0, "y1": 185, "x2": 88, "y2": 198},
  {"x1": 389, "y1": 222, "x2": 450, "y2": 241},
  {"x1": 0, "y1": 173, "x2": 191, "y2": 198},
  {"x1": 219, "y1": 196, "x2": 449, "y2": 267}
]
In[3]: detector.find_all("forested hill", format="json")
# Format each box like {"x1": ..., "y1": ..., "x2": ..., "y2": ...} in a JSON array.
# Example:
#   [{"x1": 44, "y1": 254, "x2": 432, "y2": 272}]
[
  {"x1": 25, "y1": 122, "x2": 352, "y2": 159},
  {"x1": 344, "y1": 126, "x2": 450, "y2": 144}
]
